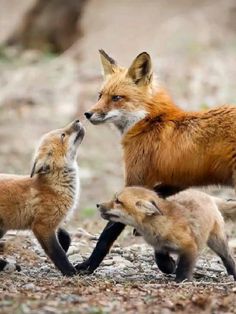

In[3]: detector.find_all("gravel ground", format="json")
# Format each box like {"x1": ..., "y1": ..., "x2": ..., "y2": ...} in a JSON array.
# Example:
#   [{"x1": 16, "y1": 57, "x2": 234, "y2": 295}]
[{"x1": 0, "y1": 228, "x2": 236, "y2": 314}]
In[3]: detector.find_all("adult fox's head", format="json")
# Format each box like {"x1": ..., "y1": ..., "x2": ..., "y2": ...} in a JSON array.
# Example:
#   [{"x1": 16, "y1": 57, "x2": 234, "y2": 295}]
[
  {"x1": 30, "y1": 120, "x2": 85, "y2": 178},
  {"x1": 84, "y1": 50, "x2": 158, "y2": 133}
]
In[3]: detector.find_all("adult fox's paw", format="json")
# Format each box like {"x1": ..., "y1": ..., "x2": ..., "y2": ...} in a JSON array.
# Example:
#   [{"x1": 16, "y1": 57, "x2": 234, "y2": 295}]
[{"x1": 74, "y1": 260, "x2": 94, "y2": 275}]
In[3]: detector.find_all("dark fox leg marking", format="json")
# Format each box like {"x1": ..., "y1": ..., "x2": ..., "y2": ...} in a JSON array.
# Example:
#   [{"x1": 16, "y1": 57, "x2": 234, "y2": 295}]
[
  {"x1": 0, "y1": 229, "x2": 21, "y2": 272},
  {"x1": 75, "y1": 221, "x2": 125, "y2": 274},
  {"x1": 33, "y1": 228, "x2": 76, "y2": 276},
  {"x1": 0, "y1": 228, "x2": 6, "y2": 249},
  {"x1": 0, "y1": 259, "x2": 9, "y2": 271},
  {"x1": 57, "y1": 228, "x2": 71, "y2": 253},
  {"x1": 175, "y1": 251, "x2": 197, "y2": 283},
  {"x1": 0, "y1": 259, "x2": 21, "y2": 272},
  {"x1": 207, "y1": 233, "x2": 236, "y2": 280},
  {"x1": 154, "y1": 184, "x2": 185, "y2": 199},
  {"x1": 0, "y1": 229, "x2": 5, "y2": 239},
  {"x1": 155, "y1": 250, "x2": 176, "y2": 274}
]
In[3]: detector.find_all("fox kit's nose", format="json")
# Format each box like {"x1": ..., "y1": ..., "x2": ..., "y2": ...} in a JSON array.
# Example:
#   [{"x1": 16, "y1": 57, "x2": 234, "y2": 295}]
[
  {"x1": 73, "y1": 120, "x2": 82, "y2": 131},
  {"x1": 84, "y1": 112, "x2": 93, "y2": 120},
  {"x1": 96, "y1": 203, "x2": 100, "y2": 208}
]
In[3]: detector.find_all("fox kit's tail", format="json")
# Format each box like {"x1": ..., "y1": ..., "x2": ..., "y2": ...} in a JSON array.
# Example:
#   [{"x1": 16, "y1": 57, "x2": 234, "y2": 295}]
[{"x1": 213, "y1": 197, "x2": 236, "y2": 221}]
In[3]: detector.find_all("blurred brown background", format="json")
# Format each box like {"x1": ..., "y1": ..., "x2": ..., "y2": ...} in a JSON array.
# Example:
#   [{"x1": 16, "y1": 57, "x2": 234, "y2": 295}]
[{"x1": 0, "y1": 0, "x2": 235, "y2": 220}]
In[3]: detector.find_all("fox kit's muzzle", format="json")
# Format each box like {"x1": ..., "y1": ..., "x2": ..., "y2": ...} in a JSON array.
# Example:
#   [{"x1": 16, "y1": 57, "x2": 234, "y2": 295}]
[
  {"x1": 66, "y1": 120, "x2": 85, "y2": 144},
  {"x1": 97, "y1": 202, "x2": 120, "y2": 220}
]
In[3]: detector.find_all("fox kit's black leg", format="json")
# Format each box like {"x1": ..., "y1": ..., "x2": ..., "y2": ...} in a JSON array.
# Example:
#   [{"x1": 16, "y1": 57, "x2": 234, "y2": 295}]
[
  {"x1": 207, "y1": 233, "x2": 236, "y2": 280},
  {"x1": 155, "y1": 250, "x2": 176, "y2": 274},
  {"x1": 175, "y1": 250, "x2": 197, "y2": 283},
  {"x1": 154, "y1": 184, "x2": 185, "y2": 199},
  {"x1": 75, "y1": 221, "x2": 125, "y2": 274},
  {"x1": 57, "y1": 228, "x2": 71, "y2": 253},
  {"x1": 33, "y1": 226, "x2": 76, "y2": 276}
]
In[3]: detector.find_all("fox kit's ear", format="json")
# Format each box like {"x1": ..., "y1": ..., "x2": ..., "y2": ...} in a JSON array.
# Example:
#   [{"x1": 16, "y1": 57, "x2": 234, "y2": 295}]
[
  {"x1": 99, "y1": 49, "x2": 117, "y2": 76},
  {"x1": 136, "y1": 200, "x2": 162, "y2": 216},
  {"x1": 127, "y1": 52, "x2": 152, "y2": 86},
  {"x1": 30, "y1": 158, "x2": 50, "y2": 177}
]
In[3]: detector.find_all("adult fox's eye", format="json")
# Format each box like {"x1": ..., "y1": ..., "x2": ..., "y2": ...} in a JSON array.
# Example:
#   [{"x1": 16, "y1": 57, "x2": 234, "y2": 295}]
[{"x1": 112, "y1": 95, "x2": 123, "y2": 102}]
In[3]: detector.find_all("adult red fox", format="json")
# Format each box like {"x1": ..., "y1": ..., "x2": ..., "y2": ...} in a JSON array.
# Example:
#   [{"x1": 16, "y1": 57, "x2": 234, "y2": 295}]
[
  {"x1": 0, "y1": 120, "x2": 84, "y2": 276},
  {"x1": 97, "y1": 187, "x2": 236, "y2": 282},
  {"x1": 75, "y1": 50, "x2": 236, "y2": 274}
]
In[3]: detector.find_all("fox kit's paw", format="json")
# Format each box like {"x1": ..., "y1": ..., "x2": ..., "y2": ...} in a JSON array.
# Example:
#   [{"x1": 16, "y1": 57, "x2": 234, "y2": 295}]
[{"x1": 0, "y1": 259, "x2": 21, "y2": 272}]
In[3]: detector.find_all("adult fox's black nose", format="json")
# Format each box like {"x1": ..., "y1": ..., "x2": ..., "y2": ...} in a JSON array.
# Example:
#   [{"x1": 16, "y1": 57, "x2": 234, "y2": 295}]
[
  {"x1": 96, "y1": 204, "x2": 100, "y2": 208},
  {"x1": 84, "y1": 112, "x2": 93, "y2": 119}
]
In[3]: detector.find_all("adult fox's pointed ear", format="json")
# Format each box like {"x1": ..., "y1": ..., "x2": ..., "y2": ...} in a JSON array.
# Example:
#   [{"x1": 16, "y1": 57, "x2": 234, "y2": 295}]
[
  {"x1": 30, "y1": 158, "x2": 50, "y2": 177},
  {"x1": 127, "y1": 52, "x2": 153, "y2": 85},
  {"x1": 136, "y1": 200, "x2": 162, "y2": 216},
  {"x1": 99, "y1": 49, "x2": 117, "y2": 76}
]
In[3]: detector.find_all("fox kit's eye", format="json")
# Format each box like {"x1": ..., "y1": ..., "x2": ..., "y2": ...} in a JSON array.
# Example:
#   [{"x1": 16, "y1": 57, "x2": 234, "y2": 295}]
[
  {"x1": 115, "y1": 198, "x2": 123, "y2": 205},
  {"x1": 112, "y1": 95, "x2": 123, "y2": 102},
  {"x1": 61, "y1": 133, "x2": 66, "y2": 143}
]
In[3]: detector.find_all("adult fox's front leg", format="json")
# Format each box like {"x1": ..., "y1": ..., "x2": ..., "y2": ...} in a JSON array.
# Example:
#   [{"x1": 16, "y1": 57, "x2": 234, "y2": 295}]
[
  {"x1": 75, "y1": 174, "x2": 136, "y2": 274},
  {"x1": 75, "y1": 221, "x2": 125, "y2": 274}
]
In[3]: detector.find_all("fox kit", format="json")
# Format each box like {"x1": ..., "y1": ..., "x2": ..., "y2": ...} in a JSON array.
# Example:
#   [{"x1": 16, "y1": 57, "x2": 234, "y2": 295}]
[
  {"x1": 75, "y1": 50, "x2": 236, "y2": 275},
  {"x1": 98, "y1": 187, "x2": 236, "y2": 282},
  {"x1": 0, "y1": 120, "x2": 84, "y2": 276}
]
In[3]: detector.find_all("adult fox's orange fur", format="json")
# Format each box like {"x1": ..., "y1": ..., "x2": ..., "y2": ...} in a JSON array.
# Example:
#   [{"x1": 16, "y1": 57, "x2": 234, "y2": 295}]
[
  {"x1": 0, "y1": 120, "x2": 84, "y2": 276},
  {"x1": 76, "y1": 50, "x2": 236, "y2": 275},
  {"x1": 85, "y1": 50, "x2": 236, "y2": 189},
  {"x1": 97, "y1": 187, "x2": 236, "y2": 282}
]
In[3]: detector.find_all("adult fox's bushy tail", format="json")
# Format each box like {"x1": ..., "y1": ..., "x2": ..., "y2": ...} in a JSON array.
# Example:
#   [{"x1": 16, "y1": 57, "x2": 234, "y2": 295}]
[{"x1": 214, "y1": 197, "x2": 236, "y2": 221}]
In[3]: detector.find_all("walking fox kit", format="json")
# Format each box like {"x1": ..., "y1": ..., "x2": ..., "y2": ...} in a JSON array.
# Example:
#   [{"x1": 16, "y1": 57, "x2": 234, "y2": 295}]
[
  {"x1": 0, "y1": 120, "x2": 84, "y2": 276},
  {"x1": 98, "y1": 187, "x2": 236, "y2": 282},
  {"x1": 76, "y1": 50, "x2": 236, "y2": 274}
]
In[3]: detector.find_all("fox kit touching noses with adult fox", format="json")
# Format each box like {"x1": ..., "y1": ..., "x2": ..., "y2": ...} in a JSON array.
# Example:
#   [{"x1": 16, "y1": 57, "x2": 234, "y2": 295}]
[
  {"x1": 98, "y1": 187, "x2": 236, "y2": 282},
  {"x1": 0, "y1": 120, "x2": 84, "y2": 276}
]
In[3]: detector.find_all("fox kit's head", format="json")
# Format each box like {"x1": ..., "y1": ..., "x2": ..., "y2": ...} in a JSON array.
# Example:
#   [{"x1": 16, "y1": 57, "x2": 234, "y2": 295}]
[
  {"x1": 30, "y1": 120, "x2": 85, "y2": 178},
  {"x1": 97, "y1": 187, "x2": 162, "y2": 227},
  {"x1": 84, "y1": 50, "x2": 157, "y2": 133}
]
